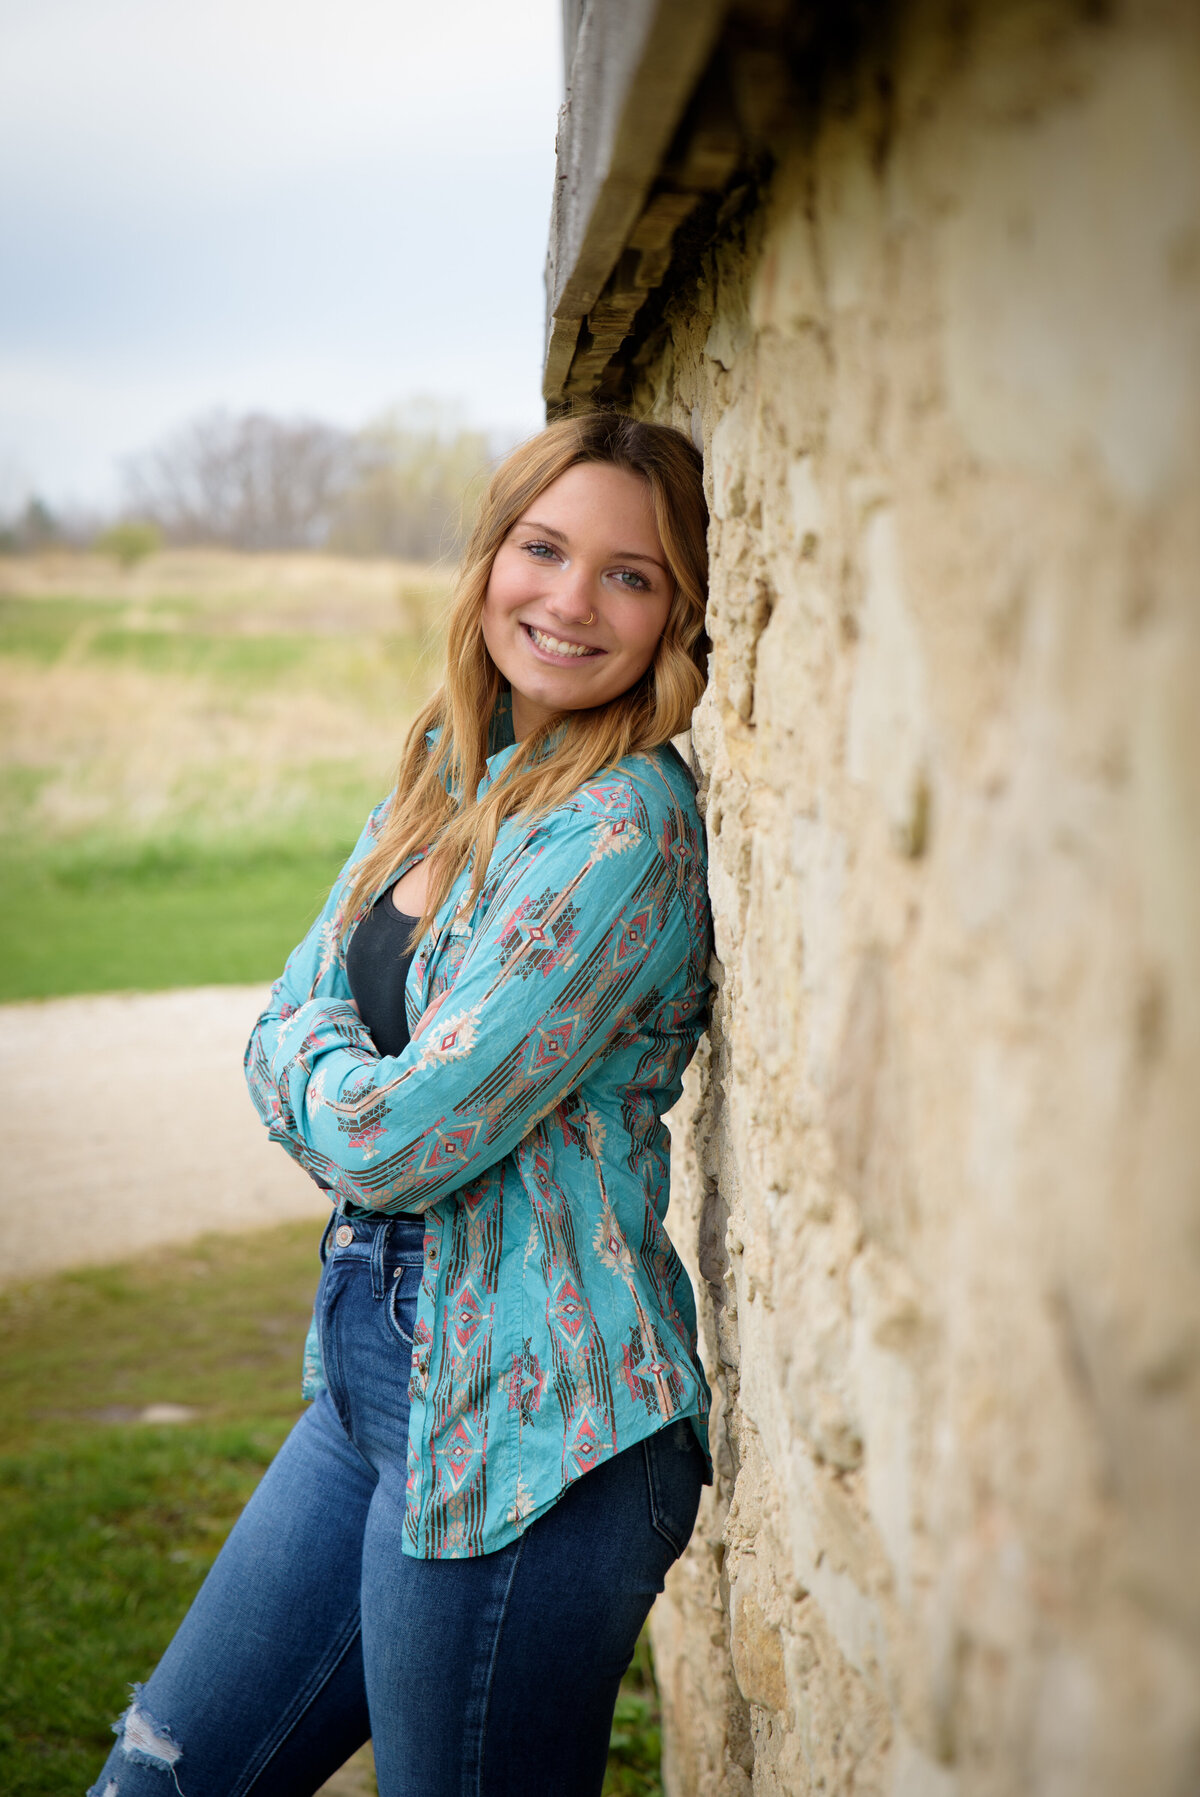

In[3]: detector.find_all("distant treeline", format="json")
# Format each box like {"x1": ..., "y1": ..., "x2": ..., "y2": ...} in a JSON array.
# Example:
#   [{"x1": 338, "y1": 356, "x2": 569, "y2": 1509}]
[{"x1": 1, "y1": 400, "x2": 511, "y2": 561}]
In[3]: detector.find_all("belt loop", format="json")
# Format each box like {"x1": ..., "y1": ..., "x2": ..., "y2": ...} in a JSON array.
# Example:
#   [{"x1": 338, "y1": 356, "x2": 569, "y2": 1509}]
[{"x1": 370, "y1": 1218, "x2": 393, "y2": 1298}]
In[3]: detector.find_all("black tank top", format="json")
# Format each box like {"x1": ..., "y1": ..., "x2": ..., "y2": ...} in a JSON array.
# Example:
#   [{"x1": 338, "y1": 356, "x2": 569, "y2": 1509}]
[
  {"x1": 318, "y1": 894, "x2": 424, "y2": 1232},
  {"x1": 345, "y1": 895, "x2": 421, "y2": 1059}
]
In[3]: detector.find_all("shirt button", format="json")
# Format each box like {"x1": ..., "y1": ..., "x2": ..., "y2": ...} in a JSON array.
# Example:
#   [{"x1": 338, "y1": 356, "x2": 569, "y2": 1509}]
[{"x1": 335, "y1": 1224, "x2": 354, "y2": 1247}]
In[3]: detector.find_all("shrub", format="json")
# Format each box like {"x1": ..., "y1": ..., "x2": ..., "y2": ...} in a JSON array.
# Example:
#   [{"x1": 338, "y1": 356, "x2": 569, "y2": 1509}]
[{"x1": 96, "y1": 519, "x2": 163, "y2": 568}]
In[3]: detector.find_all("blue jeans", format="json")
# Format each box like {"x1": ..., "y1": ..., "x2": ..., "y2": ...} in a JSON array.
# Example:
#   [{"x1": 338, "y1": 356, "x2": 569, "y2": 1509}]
[{"x1": 89, "y1": 1215, "x2": 705, "y2": 1797}]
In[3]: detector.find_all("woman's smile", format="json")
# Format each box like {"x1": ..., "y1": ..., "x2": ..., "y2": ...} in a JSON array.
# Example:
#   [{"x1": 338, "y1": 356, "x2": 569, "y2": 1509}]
[{"x1": 522, "y1": 622, "x2": 605, "y2": 661}]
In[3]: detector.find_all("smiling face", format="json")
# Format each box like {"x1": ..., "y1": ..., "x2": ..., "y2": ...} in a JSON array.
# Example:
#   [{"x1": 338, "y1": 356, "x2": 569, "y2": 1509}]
[{"x1": 480, "y1": 460, "x2": 674, "y2": 741}]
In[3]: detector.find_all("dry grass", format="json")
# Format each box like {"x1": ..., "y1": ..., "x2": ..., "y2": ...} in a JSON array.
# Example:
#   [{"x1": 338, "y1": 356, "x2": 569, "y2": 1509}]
[
  {"x1": 4, "y1": 661, "x2": 399, "y2": 840},
  {"x1": 0, "y1": 549, "x2": 449, "y2": 850},
  {"x1": 0, "y1": 545, "x2": 447, "y2": 621}
]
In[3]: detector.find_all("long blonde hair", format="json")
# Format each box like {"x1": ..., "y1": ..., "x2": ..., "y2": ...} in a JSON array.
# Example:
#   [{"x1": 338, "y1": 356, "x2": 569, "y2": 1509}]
[{"x1": 341, "y1": 411, "x2": 709, "y2": 945}]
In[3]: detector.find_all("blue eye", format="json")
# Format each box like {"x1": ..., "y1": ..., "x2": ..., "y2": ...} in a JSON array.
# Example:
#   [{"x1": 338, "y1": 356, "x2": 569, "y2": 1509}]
[
  {"x1": 524, "y1": 540, "x2": 558, "y2": 560},
  {"x1": 615, "y1": 568, "x2": 650, "y2": 592}
]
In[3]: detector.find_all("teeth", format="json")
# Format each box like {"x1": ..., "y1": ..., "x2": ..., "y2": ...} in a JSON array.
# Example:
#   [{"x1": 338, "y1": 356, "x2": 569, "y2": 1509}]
[{"x1": 528, "y1": 625, "x2": 597, "y2": 658}]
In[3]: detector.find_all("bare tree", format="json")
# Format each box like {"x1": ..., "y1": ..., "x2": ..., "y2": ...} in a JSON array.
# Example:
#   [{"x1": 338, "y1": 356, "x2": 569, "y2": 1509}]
[
  {"x1": 328, "y1": 401, "x2": 495, "y2": 561},
  {"x1": 123, "y1": 410, "x2": 356, "y2": 550},
  {"x1": 121, "y1": 401, "x2": 503, "y2": 558}
]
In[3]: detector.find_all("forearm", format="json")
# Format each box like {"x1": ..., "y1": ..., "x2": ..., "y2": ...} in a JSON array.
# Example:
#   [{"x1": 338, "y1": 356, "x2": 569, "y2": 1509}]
[
  {"x1": 267, "y1": 995, "x2": 527, "y2": 1212},
  {"x1": 243, "y1": 797, "x2": 389, "y2": 1142}
]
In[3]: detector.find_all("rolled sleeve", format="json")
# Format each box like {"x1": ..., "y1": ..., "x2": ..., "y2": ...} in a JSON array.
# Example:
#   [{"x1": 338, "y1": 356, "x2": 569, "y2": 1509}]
[{"x1": 243, "y1": 798, "x2": 389, "y2": 1176}]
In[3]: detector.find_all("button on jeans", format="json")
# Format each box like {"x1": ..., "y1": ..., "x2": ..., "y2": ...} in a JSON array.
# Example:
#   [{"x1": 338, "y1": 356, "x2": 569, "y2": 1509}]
[{"x1": 89, "y1": 1215, "x2": 706, "y2": 1797}]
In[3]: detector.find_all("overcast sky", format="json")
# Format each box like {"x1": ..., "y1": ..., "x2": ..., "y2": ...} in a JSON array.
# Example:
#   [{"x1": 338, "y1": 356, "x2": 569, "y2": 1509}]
[{"x1": 0, "y1": 0, "x2": 562, "y2": 512}]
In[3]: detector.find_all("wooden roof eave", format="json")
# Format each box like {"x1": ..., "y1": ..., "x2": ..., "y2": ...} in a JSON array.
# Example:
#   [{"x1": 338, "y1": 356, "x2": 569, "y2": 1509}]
[{"x1": 543, "y1": 0, "x2": 733, "y2": 414}]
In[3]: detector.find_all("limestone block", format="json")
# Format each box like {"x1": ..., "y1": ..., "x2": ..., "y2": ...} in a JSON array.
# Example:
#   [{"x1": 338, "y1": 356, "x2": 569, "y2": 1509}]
[
  {"x1": 937, "y1": 35, "x2": 1200, "y2": 501},
  {"x1": 786, "y1": 454, "x2": 823, "y2": 555},
  {"x1": 845, "y1": 507, "x2": 932, "y2": 856},
  {"x1": 748, "y1": 157, "x2": 823, "y2": 336},
  {"x1": 849, "y1": 1250, "x2": 922, "y2": 1609},
  {"x1": 730, "y1": 1586, "x2": 788, "y2": 1715},
  {"x1": 892, "y1": 1734, "x2": 959, "y2": 1797}
]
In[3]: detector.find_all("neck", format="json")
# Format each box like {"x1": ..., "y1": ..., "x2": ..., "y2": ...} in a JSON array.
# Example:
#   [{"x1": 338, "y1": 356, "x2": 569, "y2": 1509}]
[{"x1": 509, "y1": 691, "x2": 559, "y2": 743}]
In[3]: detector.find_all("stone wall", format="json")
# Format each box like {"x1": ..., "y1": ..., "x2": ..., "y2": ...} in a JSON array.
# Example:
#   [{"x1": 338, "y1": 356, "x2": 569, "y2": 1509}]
[{"x1": 632, "y1": 4, "x2": 1200, "y2": 1792}]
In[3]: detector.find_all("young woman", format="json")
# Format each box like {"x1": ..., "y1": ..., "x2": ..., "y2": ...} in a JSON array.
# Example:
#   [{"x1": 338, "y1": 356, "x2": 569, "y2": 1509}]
[{"x1": 90, "y1": 411, "x2": 714, "y2": 1797}]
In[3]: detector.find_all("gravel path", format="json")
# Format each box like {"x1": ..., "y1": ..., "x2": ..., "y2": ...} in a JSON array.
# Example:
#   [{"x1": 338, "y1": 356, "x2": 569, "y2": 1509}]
[{"x1": 0, "y1": 985, "x2": 330, "y2": 1284}]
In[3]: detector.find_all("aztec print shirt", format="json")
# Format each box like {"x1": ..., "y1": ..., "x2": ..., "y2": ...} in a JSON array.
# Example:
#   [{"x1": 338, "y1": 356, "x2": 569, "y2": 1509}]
[{"x1": 244, "y1": 711, "x2": 714, "y2": 1559}]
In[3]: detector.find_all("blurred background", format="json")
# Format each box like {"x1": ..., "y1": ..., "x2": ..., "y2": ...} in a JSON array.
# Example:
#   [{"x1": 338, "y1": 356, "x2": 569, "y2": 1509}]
[{"x1": 0, "y1": 4, "x2": 667, "y2": 1791}]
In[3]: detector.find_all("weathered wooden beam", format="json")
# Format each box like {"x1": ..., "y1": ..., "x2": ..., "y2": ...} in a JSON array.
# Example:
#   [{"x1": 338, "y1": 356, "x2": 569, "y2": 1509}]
[{"x1": 544, "y1": 0, "x2": 731, "y2": 409}]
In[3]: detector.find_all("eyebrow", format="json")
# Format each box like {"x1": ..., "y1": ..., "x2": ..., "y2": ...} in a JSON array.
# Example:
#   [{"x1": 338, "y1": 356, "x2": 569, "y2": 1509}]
[{"x1": 516, "y1": 518, "x2": 669, "y2": 576}]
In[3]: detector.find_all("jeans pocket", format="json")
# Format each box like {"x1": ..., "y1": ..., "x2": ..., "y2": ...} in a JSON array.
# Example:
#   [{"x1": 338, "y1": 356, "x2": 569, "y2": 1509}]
[
  {"x1": 386, "y1": 1265, "x2": 420, "y2": 1346},
  {"x1": 642, "y1": 1420, "x2": 704, "y2": 1559}
]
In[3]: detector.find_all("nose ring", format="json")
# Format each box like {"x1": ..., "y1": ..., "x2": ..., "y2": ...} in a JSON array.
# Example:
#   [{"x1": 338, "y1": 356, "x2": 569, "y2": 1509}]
[{"x1": 583, "y1": 609, "x2": 595, "y2": 626}]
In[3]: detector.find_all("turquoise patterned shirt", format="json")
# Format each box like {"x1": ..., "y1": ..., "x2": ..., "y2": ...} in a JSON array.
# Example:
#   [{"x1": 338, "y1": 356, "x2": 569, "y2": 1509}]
[{"x1": 244, "y1": 710, "x2": 713, "y2": 1558}]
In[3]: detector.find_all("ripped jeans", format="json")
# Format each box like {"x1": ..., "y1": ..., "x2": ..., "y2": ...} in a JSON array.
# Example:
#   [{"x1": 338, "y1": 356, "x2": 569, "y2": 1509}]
[{"x1": 88, "y1": 1214, "x2": 705, "y2": 1797}]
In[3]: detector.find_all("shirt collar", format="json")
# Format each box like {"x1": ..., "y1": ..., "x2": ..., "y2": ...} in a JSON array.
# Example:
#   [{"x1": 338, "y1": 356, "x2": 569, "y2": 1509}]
[{"x1": 427, "y1": 689, "x2": 566, "y2": 801}]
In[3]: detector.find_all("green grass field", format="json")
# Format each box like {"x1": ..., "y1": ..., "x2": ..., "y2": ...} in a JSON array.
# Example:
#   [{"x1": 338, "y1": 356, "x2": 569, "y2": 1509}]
[
  {"x1": 0, "y1": 838, "x2": 349, "y2": 1000},
  {"x1": 0, "y1": 1223, "x2": 323, "y2": 1794},
  {"x1": 0, "y1": 1223, "x2": 663, "y2": 1796}
]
